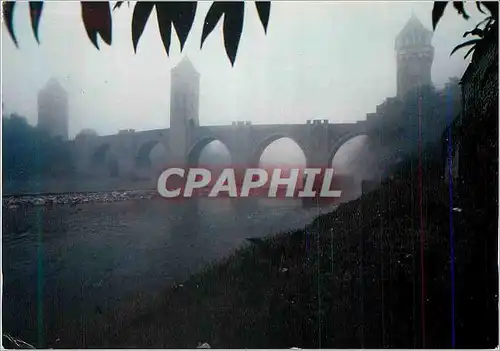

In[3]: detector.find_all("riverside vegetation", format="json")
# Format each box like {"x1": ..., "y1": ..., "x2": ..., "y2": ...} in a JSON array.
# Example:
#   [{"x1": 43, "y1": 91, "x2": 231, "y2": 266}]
[{"x1": 48, "y1": 159, "x2": 497, "y2": 349}]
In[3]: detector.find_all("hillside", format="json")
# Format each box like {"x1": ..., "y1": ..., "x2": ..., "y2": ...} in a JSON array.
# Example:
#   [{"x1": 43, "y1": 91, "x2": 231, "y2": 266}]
[{"x1": 54, "y1": 174, "x2": 497, "y2": 349}]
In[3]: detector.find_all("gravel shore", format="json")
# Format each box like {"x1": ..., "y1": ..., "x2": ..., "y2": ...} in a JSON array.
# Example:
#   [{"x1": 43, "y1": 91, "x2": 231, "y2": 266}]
[{"x1": 2, "y1": 190, "x2": 159, "y2": 209}]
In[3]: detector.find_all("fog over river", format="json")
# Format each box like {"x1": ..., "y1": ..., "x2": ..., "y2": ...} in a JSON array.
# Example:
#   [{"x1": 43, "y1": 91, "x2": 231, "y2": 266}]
[{"x1": 2, "y1": 197, "x2": 335, "y2": 345}]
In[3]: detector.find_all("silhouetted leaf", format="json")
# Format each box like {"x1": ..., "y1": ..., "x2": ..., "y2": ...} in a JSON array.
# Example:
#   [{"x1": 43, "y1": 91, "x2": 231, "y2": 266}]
[
  {"x1": 114, "y1": 1, "x2": 131, "y2": 11},
  {"x1": 201, "y1": 2, "x2": 245, "y2": 65},
  {"x1": 450, "y1": 38, "x2": 481, "y2": 56},
  {"x1": 463, "y1": 28, "x2": 484, "y2": 38},
  {"x1": 484, "y1": 16, "x2": 494, "y2": 29},
  {"x1": 132, "y1": 2, "x2": 155, "y2": 53},
  {"x1": 201, "y1": 2, "x2": 225, "y2": 48},
  {"x1": 156, "y1": 3, "x2": 172, "y2": 55},
  {"x1": 464, "y1": 16, "x2": 494, "y2": 37},
  {"x1": 156, "y1": 2, "x2": 197, "y2": 54},
  {"x1": 481, "y1": 1, "x2": 498, "y2": 20},
  {"x1": 81, "y1": 2, "x2": 112, "y2": 49},
  {"x1": 223, "y1": 2, "x2": 244, "y2": 66},
  {"x1": 171, "y1": 2, "x2": 197, "y2": 51},
  {"x1": 432, "y1": 2, "x2": 448, "y2": 30},
  {"x1": 453, "y1": 1, "x2": 469, "y2": 20},
  {"x1": 255, "y1": 2, "x2": 270, "y2": 33},
  {"x1": 3, "y1": 1, "x2": 18, "y2": 47},
  {"x1": 476, "y1": 2, "x2": 486, "y2": 14},
  {"x1": 29, "y1": 2, "x2": 43, "y2": 43},
  {"x1": 463, "y1": 45, "x2": 476, "y2": 59}
]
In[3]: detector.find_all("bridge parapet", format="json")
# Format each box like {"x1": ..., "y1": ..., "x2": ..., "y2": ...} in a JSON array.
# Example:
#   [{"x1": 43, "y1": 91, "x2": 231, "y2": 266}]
[
  {"x1": 231, "y1": 121, "x2": 252, "y2": 126},
  {"x1": 118, "y1": 129, "x2": 136, "y2": 134},
  {"x1": 306, "y1": 119, "x2": 330, "y2": 125}
]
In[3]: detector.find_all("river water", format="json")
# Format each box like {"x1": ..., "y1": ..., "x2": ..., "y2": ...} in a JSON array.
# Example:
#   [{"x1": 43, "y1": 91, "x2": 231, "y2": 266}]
[{"x1": 2, "y1": 197, "x2": 335, "y2": 346}]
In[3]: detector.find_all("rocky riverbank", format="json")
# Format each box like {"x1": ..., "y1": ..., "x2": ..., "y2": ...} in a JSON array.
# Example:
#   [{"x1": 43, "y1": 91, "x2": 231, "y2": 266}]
[{"x1": 2, "y1": 190, "x2": 158, "y2": 209}]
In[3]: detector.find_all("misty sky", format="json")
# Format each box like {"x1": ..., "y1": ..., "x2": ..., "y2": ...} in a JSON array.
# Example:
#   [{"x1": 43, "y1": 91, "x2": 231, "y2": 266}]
[{"x1": 2, "y1": 1, "x2": 484, "y2": 140}]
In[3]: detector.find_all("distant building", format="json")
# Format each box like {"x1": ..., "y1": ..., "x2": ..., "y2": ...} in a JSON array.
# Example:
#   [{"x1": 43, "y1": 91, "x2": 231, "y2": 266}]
[
  {"x1": 395, "y1": 13, "x2": 434, "y2": 99},
  {"x1": 37, "y1": 78, "x2": 69, "y2": 141}
]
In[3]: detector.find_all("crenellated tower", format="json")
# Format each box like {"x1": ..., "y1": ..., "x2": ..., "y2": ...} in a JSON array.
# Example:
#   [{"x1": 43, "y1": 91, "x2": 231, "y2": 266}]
[
  {"x1": 169, "y1": 56, "x2": 200, "y2": 165},
  {"x1": 37, "y1": 78, "x2": 69, "y2": 141},
  {"x1": 395, "y1": 14, "x2": 435, "y2": 99}
]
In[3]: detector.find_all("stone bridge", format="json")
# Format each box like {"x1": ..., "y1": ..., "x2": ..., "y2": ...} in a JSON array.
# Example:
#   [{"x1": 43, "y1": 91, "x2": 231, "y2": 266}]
[
  {"x1": 73, "y1": 120, "x2": 368, "y2": 179},
  {"x1": 71, "y1": 58, "x2": 370, "y2": 181}
]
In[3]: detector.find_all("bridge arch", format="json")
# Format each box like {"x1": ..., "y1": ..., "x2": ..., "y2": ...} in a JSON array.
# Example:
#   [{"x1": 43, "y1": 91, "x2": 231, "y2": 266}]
[
  {"x1": 135, "y1": 140, "x2": 170, "y2": 169},
  {"x1": 251, "y1": 134, "x2": 307, "y2": 167},
  {"x1": 90, "y1": 143, "x2": 119, "y2": 177},
  {"x1": 187, "y1": 137, "x2": 232, "y2": 167},
  {"x1": 328, "y1": 132, "x2": 379, "y2": 202},
  {"x1": 91, "y1": 143, "x2": 111, "y2": 166},
  {"x1": 329, "y1": 132, "x2": 372, "y2": 167}
]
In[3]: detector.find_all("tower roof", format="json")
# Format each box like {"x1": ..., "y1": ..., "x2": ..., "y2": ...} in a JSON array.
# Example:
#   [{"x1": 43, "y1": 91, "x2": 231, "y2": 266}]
[
  {"x1": 397, "y1": 13, "x2": 430, "y2": 38},
  {"x1": 38, "y1": 78, "x2": 67, "y2": 102},
  {"x1": 46, "y1": 77, "x2": 63, "y2": 89},
  {"x1": 42, "y1": 77, "x2": 67, "y2": 95},
  {"x1": 396, "y1": 13, "x2": 433, "y2": 50},
  {"x1": 172, "y1": 56, "x2": 200, "y2": 76}
]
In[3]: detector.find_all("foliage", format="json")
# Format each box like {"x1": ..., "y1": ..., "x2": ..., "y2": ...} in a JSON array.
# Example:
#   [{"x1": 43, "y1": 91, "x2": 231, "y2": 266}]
[
  {"x1": 432, "y1": 1, "x2": 498, "y2": 59},
  {"x1": 4, "y1": 1, "x2": 498, "y2": 66},
  {"x1": 2, "y1": 334, "x2": 35, "y2": 349},
  {"x1": 2, "y1": 113, "x2": 75, "y2": 181},
  {"x1": 2, "y1": 1, "x2": 270, "y2": 66},
  {"x1": 369, "y1": 78, "x2": 462, "y2": 177}
]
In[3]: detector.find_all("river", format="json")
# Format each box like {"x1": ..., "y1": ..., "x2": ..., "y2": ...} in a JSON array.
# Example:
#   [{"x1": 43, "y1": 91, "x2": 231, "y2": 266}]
[{"x1": 2, "y1": 197, "x2": 335, "y2": 346}]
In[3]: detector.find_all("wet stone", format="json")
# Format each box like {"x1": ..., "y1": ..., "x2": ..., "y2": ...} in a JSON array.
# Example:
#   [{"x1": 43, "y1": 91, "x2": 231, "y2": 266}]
[{"x1": 2, "y1": 190, "x2": 159, "y2": 209}]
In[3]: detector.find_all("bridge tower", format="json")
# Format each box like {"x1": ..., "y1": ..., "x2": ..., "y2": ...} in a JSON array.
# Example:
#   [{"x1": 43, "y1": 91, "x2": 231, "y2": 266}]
[
  {"x1": 395, "y1": 13, "x2": 434, "y2": 99},
  {"x1": 38, "y1": 78, "x2": 69, "y2": 141},
  {"x1": 169, "y1": 56, "x2": 200, "y2": 165}
]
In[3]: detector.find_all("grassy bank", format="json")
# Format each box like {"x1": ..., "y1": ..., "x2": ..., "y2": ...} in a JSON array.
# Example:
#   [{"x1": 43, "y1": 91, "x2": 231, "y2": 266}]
[{"x1": 53, "y1": 177, "x2": 497, "y2": 349}]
